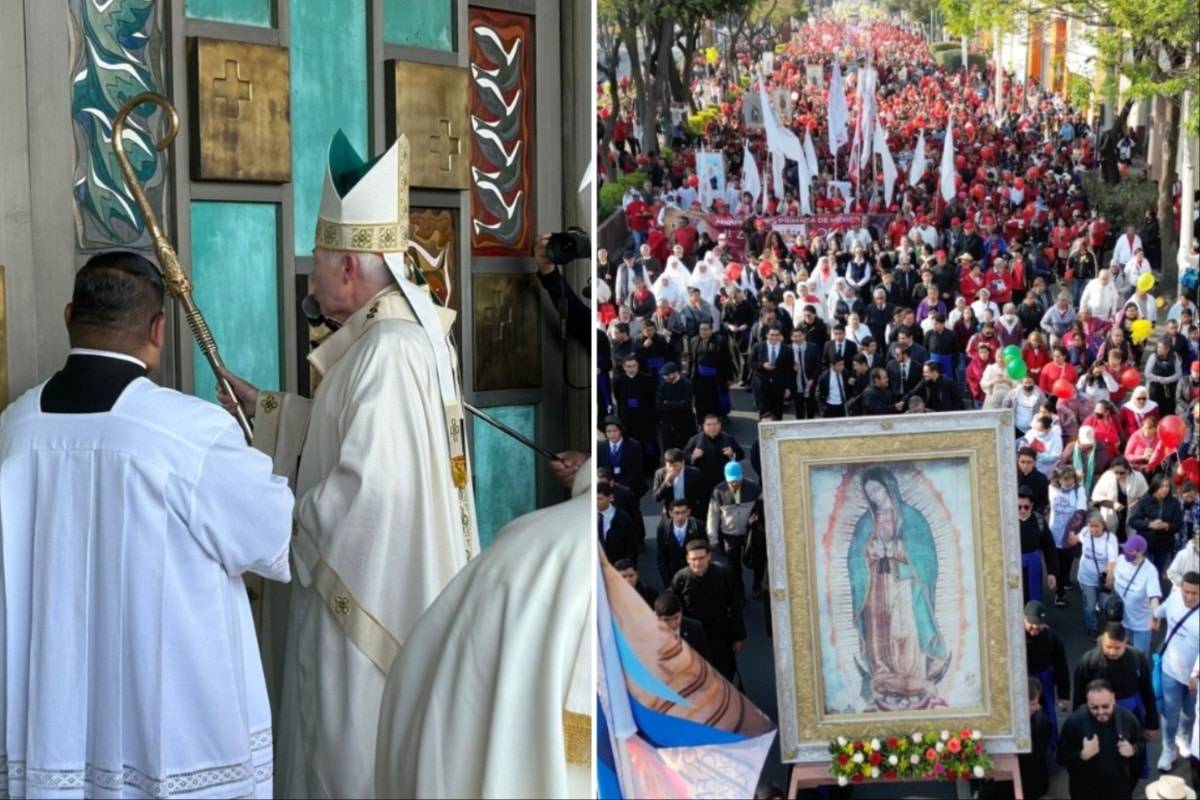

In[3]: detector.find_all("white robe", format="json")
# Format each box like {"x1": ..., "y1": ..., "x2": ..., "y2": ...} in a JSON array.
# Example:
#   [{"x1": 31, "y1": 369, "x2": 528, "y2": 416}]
[
  {"x1": 375, "y1": 468, "x2": 592, "y2": 799},
  {"x1": 257, "y1": 289, "x2": 479, "y2": 799},
  {"x1": 0, "y1": 377, "x2": 293, "y2": 799}
]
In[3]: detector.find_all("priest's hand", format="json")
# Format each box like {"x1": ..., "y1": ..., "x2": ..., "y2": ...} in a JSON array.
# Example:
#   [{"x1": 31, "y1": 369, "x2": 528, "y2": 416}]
[
  {"x1": 1080, "y1": 734, "x2": 1100, "y2": 760},
  {"x1": 550, "y1": 450, "x2": 588, "y2": 489},
  {"x1": 216, "y1": 368, "x2": 260, "y2": 421}
]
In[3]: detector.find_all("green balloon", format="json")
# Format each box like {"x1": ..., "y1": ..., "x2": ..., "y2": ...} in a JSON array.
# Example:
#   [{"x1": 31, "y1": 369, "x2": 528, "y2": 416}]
[
  {"x1": 1007, "y1": 358, "x2": 1028, "y2": 380},
  {"x1": 1002, "y1": 344, "x2": 1023, "y2": 362}
]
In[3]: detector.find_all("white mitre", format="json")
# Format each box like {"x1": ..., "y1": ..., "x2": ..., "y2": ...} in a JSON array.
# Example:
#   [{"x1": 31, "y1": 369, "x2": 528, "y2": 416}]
[{"x1": 313, "y1": 129, "x2": 459, "y2": 408}]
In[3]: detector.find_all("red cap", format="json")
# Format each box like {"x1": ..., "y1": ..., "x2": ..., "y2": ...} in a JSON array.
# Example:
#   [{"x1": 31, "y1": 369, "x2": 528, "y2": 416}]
[
  {"x1": 951, "y1": 217, "x2": 961, "y2": 225},
  {"x1": 936, "y1": 249, "x2": 946, "y2": 258}
]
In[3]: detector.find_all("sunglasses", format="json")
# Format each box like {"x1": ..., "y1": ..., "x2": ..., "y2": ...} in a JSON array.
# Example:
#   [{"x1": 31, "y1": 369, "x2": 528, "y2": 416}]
[
  {"x1": 1017, "y1": 503, "x2": 1032, "y2": 510},
  {"x1": 1112, "y1": 470, "x2": 1128, "y2": 476}
]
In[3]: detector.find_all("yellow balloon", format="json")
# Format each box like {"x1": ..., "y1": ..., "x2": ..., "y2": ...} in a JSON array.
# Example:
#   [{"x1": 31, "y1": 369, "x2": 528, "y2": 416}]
[
  {"x1": 706, "y1": 47, "x2": 719, "y2": 65},
  {"x1": 1156, "y1": 297, "x2": 1166, "y2": 309},
  {"x1": 1131, "y1": 319, "x2": 1153, "y2": 344},
  {"x1": 1137, "y1": 272, "x2": 1155, "y2": 293}
]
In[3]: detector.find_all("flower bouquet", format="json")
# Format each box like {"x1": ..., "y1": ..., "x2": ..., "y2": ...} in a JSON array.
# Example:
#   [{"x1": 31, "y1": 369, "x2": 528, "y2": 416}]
[{"x1": 827, "y1": 729, "x2": 994, "y2": 786}]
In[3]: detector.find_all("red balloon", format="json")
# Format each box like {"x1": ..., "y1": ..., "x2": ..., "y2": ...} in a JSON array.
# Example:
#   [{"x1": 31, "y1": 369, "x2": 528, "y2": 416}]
[
  {"x1": 955, "y1": 155, "x2": 967, "y2": 170},
  {"x1": 1014, "y1": 177, "x2": 1025, "y2": 189},
  {"x1": 757, "y1": 261, "x2": 775, "y2": 279},
  {"x1": 1119, "y1": 368, "x2": 1142, "y2": 390},
  {"x1": 1159, "y1": 415, "x2": 1187, "y2": 449},
  {"x1": 724, "y1": 262, "x2": 742, "y2": 282},
  {"x1": 981, "y1": 145, "x2": 994, "y2": 161},
  {"x1": 1027, "y1": 166, "x2": 1040, "y2": 181},
  {"x1": 687, "y1": 174, "x2": 699, "y2": 188},
  {"x1": 1052, "y1": 378, "x2": 1075, "y2": 400},
  {"x1": 975, "y1": 167, "x2": 987, "y2": 181}
]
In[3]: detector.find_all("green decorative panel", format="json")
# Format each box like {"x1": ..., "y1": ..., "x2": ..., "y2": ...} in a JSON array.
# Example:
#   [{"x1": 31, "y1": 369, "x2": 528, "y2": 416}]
[
  {"x1": 473, "y1": 404, "x2": 537, "y2": 549},
  {"x1": 290, "y1": 0, "x2": 368, "y2": 254},
  {"x1": 384, "y1": 0, "x2": 453, "y2": 51},
  {"x1": 190, "y1": 202, "x2": 281, "y2": 405},
  {"x1": 184, "y1": 0, "x2": 273, "y2": 27},
  {"x1": 69, "y1": 0, "x2": 169, "y2": 250}
]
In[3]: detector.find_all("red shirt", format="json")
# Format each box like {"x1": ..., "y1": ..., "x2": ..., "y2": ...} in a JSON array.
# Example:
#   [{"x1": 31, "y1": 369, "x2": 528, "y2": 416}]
[
  {"x1": 1022, "y1": 345, "x2": 1051, "y2": 379},
  {"x1": 672, "y1": 225, "x2": 698, "y2": 255},
  {"x1": 625, "y1": 199, "x2": 651, "y2": 232}
]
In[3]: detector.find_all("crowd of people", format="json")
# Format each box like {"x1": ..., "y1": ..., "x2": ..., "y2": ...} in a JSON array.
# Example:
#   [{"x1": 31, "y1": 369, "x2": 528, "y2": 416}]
[{"x1": 596, "y1": 11, "x2": 1200, "y2": 800}]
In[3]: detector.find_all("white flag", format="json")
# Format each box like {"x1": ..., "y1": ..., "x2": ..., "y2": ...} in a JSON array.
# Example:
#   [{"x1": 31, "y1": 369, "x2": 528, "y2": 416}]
[
  {"x1": 827, "y1": 57, "x2": 849, "y2": 155},
  {"x1": 858, "y1": 66, "x2": 877, "y2": 169},
  {"x1": 939, "y1": 119, "x2": 956, "y2": 204},
  {"x1": 771, "y1": 149, "x2": 786, "y2": 207},
  {"x1": 873, "y1": 120, "x2": 898, "y2": 208},
  {"x1": 743, "y1": 143, "x2": 761, "y2": 208},
  {"x1": 757, "y1": 74, "x2": 805, "y2": 164},
  {"x1": 908, "y1": 131, "x2": 927, "y2": 188},
  {"x1": 803, "y1": 128, "x2": 820, "y2": 180}
]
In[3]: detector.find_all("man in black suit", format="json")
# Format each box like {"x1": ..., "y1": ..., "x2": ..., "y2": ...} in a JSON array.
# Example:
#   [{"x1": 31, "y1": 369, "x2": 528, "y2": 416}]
[
  {"x1": 671, "y1": 540, "x2": 745, "y2": 681},
  {"x1": 863, "y1": 288, "x2": 894, "y2": 344},
  {"x1": 886, "y1": 344, "x2": 922, "y2": 396},
  {"x1": 598, "y1": 481, "x2": 640, "y2": 566},
  {"x1": 656, "y1": 499, "x2": 704, "y2": 587},
  {"x1": 652, "y1": 449, "x2": 706, "y2": 527},
  {"x1": 822, "y1": 323, "x2": 858, "y2": 371},
  {"x1": 597, "y1": 415, "x2": 647, "y2": 500},
  {"x1": 788, "y1": 325, "x2": 822, "y2": 420},
  {"x1": 902, "y1": 360, "x2": 961, "y2": 411},
  {"x1": 749, "y1": 326, "x2": 792, "y2": 420},
  {"x1": 654, "y1": 591, "x2": 713, "y2": 665},
  {"x1": 613, "y1": 355, "x2": 659, "y2": 465},
  {"x1": 614, "y1": 558, "x2": 659, "y2": 607},
  {"x1": 862, "y1": 367, "x2": 905, "y2": 415},
  {"x1": 596, "y1": 465, "x2": 639, "y2": 533},
  {"x1": 815, "y1": 357, "x2": 850, "y2": 418},
  {"x1": 655, "y1": 362, "x2": 696, "y2": 453},
  {"x1": 683, "y1": 415, "x2": 745, "y2": 503}
]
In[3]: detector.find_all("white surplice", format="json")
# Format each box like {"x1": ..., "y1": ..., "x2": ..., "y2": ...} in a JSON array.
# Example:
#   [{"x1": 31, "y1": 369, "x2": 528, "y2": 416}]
[
  {"x1": 0, "y1": 378, "x2": 293, "y2": 799},
  {"x1": 375, "y1": 466, "x2": 592, "y2": 799},
  {"x1": 253, "y1": 289, "x2": 479, "y2": 799}
]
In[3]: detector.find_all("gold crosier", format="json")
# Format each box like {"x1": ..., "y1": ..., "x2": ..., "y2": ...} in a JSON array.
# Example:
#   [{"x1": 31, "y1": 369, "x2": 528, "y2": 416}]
[{"x1": 111, "y1": 93, "x2": 253, "y2": 443}]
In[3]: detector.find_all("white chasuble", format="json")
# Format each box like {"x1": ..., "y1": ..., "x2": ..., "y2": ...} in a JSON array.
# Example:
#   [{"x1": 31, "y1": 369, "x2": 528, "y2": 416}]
[
  {"x1": 258, "y1": 289, "x2": 479, "y2": 799},
  {"x1": 0, "y1": 379, "x2": 293, "y2": 799},
  {"x1": 376, "y1": 466, "x2": 593, "y2": 799}
]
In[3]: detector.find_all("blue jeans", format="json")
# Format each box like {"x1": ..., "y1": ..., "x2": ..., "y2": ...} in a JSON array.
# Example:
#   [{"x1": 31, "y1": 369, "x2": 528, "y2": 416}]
[
  {"x1": 630, "y1": 229, "x2": 647, "y2": 250},
  {"x1": 1080, "y1": 582, "x2": 1102, "y2": 632},
  {"x1": 1128, "y1": 627, "x2": 1152, "y2": 654},
  {"x1": 1162, "y1": 673, "x2": 1197, "y2": 747},
  {"x1": 1072, "y1": 277, "x2": 1086, "y2": 307}
]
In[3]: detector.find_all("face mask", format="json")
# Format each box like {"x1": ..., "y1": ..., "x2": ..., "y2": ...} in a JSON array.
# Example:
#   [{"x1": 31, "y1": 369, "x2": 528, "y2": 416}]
[{"x1": 1124, "y1": 552, "x2": 1140, "y2": 563}]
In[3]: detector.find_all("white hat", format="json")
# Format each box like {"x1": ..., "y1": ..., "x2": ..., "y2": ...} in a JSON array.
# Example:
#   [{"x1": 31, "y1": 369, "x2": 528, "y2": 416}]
[
  {"x1": 1077, "y1": 425, "x2": 1095, "y2": 446},
  {"x1": 1145, "y1": 776, "x2": 1196, "y2": 800},
  {"x1": 315, "y1": 130, "x2": 410, "y2": 286}
]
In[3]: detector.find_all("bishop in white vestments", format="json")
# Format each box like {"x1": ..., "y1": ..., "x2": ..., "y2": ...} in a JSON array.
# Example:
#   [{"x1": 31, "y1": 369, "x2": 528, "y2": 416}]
[
  {"x1": 219, "y1": 131, "x2": 480, "y2": 798},
  {"x1": 0, "y1": 252, "x2": 294, "y2": 799}
]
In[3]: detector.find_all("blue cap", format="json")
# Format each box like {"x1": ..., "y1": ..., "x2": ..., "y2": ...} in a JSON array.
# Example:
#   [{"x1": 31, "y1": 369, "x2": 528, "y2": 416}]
[{"x1": 724, "y1": 462, "x2": 743, "y2": 482}]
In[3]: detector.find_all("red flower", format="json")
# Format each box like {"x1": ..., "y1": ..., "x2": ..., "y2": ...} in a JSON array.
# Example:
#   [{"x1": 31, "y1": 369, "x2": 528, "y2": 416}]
[
  {"x1": 959, "y1": 728, "x2": 972, "y2": 740},
  {"x1": 947, "y1": 738, "x2": 963, "y2": 754},
  {"x1": 976, "y1": 743, "x2": 984, "y2": 753},
  {"x1": 945, "y1": 769, "x2": 959, "y2": 781},
  {"x1": 853, "y1": 740, "x2": 864, "y2": 750},
  {"x1": 886, "y1": 737, "x2": 899, "y2": 749},
  {"x1": 869, "y1": 752, "x2": 883, "y2": 766},
  {"x1": 884, "y1": 770, "x2": 898, "y2": 780},
  {"x1": 925, "y1": 748, "x2": 939, "y2": 760},
  {"x1": 837, "y1": 754, "x2": 850, "y2": 766},
  {"x1": 851, "y1": 774, "x2": 865, "y2": 783}
]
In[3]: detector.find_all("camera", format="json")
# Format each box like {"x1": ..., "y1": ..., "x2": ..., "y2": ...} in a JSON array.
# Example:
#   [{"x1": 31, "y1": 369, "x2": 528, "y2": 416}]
[{"x1": 545, "y1": 226, "x2": 591, "y2": 264}]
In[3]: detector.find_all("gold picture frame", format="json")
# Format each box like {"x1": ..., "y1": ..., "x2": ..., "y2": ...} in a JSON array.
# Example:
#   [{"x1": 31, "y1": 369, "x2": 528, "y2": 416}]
[{"x1": 758, "y1": 411, "x2": 1030, "y2": 763}]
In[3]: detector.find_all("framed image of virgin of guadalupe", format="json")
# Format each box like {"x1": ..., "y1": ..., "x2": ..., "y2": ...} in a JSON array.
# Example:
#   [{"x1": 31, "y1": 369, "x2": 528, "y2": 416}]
[{"x1": 758, "y1": 410, "x2": 1030, "y2": 763}]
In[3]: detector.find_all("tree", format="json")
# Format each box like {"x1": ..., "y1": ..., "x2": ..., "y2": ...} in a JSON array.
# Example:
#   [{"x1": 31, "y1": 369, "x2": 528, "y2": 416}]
[{"x1": 934, "y1": 0, "x2": 1199, "y2": 286}]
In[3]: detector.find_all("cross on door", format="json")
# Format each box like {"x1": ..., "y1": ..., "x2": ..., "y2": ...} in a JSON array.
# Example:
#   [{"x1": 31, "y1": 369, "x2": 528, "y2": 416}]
[
  {"x1": 429, "y1": 118, "x2": 461, "y2": 171},
  {"x1": 480, "y1": 289, "x2": 513, "y2": 343},
  {"x1": 212, "y1": 59, "x2": 252, "y2": 119}
]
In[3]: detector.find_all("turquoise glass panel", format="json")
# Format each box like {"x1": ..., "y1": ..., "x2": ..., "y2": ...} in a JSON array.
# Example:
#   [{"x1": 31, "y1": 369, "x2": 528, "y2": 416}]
[
  {"x1": 190, "y1": 202, "x2": 281, "y2": 405},
  {"x1": 184, "y1": 0, "x2": 273, "y2": 27},
  {"x1": 290, "y1": 0, "x2": 368, "y2": 254},
  {"x1": 383, "y1": 0, "x2": 453, "y2": 51},
  {"x1": 473, "y1": 405, "x2": 537, "y2": 549}
]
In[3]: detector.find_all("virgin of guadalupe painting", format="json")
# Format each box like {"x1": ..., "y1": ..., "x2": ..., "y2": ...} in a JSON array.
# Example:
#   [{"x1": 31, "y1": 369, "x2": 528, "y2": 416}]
[{"x1": 810, "y1": 458, "x2": 984, "y2": 718}]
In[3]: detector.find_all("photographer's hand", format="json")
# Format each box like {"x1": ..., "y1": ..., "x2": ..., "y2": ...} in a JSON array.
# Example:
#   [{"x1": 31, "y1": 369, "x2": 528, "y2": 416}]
[{"x1": 534, "y1": 233, "x2": 556, "y2": 276}]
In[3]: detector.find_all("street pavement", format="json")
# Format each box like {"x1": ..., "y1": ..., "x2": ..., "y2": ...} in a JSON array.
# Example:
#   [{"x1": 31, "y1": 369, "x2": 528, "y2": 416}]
[{"x1": 629, "y1": 383, "x2": 1191, "y2": 798}]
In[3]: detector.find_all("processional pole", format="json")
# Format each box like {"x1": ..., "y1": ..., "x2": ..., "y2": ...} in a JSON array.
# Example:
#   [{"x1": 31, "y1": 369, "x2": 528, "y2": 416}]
[{"x1": 112, "y1": 93, "x2": 253, "y2": 444}]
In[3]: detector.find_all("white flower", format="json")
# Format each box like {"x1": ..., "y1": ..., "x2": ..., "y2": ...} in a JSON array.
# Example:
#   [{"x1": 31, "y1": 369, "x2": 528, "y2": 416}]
[
  {"x1": 870, "y1": 768, "x2": 880, "y2": 778},
  {"x1": 973, "y1": 765, "x2": 986, "y2": 779},
  {"x1": 852, "y1": 752, "x2": 864, "y2": 764},
  {"x1": 837, "y1": 736, "x2": 848, "y2": 747},
  {"x1": 871, "y1": 738, "x2": 881, "y2": 751},
  {"x1": 935, "y1": 742, "x2": 945, "y2": 753},
  {"x1": 910, "y1": 754, "x2": 921, "y2": 765},
  {"x1": 888, "y1": 755, "x2": 899, "y2": 766},
  {"x1": 912, "y1": 733, "x2": 923, "y2": 743},
  {"x1": 837, "y1": 776, "x2": 849, "y2": 787},
  {"x1": 940, "y1": 730, "x2": 950, "y2": 741},
  {"x1": 971, "y1": 729, "x2": 982, "y2": 741}
]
